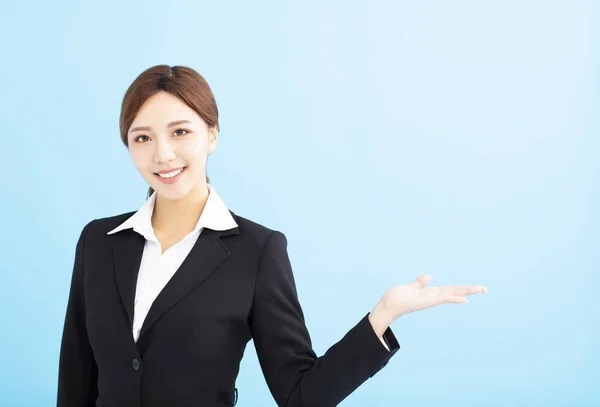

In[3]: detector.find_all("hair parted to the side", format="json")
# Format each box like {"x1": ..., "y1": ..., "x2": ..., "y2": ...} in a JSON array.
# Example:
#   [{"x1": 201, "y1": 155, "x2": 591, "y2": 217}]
[{"x1": 119, "y1": 65, "x2": 219, "y2": 199}]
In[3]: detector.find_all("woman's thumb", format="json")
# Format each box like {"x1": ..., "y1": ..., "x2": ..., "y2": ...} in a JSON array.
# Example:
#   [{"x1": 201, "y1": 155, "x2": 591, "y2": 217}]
[{"x1": 409, "y1": 274, "x2": 432, "y2": 288}]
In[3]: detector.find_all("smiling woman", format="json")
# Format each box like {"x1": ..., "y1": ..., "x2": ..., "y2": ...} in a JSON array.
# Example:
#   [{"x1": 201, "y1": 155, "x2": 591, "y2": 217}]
[
  {"x1": 118, "y1": 65, "x2": 218, "y2": 200},
  {"x1": 57, "y1": 64, "x2": 486, "y2": 407}
]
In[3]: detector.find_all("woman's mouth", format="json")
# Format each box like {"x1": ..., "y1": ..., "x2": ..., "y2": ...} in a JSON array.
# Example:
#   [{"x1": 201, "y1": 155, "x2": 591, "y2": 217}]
[{"x1": 154, "y1": 166, "x2": 187, "y2": 184}]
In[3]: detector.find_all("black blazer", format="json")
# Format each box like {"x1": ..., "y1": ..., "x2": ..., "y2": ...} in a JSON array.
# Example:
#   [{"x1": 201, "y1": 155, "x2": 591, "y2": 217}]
[{"x1": 57, "y1": 210, "x2": 400, "y2": 407}]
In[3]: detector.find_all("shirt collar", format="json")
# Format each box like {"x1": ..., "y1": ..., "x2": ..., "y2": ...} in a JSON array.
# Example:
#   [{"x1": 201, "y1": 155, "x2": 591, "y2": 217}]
[{"x1": 106, "y1": 184, "x2": 238, "y2": 240}]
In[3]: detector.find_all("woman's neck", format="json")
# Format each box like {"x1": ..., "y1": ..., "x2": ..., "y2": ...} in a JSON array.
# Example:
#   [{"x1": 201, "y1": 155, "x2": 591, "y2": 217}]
[{"x1": 151, "y1": 184, "x2": 210, "y2": 236}]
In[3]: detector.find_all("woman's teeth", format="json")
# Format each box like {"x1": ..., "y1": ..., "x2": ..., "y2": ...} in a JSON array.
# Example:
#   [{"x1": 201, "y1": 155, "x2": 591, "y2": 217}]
[{"x1": 157, "y1": 168, "x2": 184, "y2": 178}]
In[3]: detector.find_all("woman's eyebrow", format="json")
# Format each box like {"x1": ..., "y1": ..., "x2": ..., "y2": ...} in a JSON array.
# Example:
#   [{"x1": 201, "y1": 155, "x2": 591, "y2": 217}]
[{"x1": 129, "y1": 120, "x2": 192, "y2": 134}]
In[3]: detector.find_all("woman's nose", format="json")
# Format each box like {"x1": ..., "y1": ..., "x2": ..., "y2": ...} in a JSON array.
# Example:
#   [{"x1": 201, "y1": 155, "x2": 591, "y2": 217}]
[{"x1": 154, "y1": 137, "x2": 176, "y2": 163}]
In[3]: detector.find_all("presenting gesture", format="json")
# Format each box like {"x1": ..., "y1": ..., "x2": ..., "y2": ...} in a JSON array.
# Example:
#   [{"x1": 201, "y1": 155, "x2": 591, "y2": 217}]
[{"x1": 369, "y1": 274, "x2": 488, "y2": 337}]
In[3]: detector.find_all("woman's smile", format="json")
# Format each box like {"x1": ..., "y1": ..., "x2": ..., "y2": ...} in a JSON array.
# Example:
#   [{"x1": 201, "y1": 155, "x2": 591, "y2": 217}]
[{"x1": 154, "y1": 166, "x2": 187, "y2": 184}]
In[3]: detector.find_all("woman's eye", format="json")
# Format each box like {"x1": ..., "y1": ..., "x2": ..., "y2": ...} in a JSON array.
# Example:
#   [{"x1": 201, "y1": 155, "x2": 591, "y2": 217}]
[{"x1": 133, "y1": 129, "x2": 187, "y2": 143}]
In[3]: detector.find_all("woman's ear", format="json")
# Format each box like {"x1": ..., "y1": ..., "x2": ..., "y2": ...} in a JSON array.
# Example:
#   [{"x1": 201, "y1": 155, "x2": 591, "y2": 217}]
[{"x1": 208, "y1": 124, "x2": 218, "y2": 154}]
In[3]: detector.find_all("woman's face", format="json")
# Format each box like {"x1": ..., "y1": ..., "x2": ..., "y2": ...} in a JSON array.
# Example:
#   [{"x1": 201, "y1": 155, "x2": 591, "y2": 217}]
[{"x1": 127, "y1": 91, "x2": 218, "y2": 201}]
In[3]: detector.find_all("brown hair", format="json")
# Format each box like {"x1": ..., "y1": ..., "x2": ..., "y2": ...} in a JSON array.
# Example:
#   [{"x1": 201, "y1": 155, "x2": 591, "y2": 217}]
[{"x1": 119, "y1": 65, "x2": 219, "y2": 199}]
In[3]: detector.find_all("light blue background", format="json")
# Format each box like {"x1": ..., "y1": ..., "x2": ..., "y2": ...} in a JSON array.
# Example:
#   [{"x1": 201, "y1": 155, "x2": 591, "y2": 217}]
[{"x1": 1, "y1": 1, "x2": 598, "y2": 406}]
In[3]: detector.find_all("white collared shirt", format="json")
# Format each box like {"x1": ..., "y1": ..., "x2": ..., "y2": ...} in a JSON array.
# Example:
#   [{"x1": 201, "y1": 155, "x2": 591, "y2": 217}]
[
  {"x1": 107, "y1": 184, "x2": 238, "y2": 342},
  {"x1": 106, "y1": 184, "x2": 391, "y2": 351}
]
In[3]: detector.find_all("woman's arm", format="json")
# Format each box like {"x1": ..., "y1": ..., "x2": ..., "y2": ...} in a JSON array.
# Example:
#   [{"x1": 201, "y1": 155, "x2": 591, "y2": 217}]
[
  {"x1": 249, "y1": 231, "x2": 400, "y2": 407},
  {"x1": 249, "y1": 231, "x2": 487, "y2": 407},
  {"x1": 57, "y1": 219, "x2": 99, "y2": 407}
]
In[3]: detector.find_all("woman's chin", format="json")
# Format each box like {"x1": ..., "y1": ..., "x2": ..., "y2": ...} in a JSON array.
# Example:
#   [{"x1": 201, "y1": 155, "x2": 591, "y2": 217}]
[{"x1": 151, "y1": 185, "x2": 190, "y2": 201}]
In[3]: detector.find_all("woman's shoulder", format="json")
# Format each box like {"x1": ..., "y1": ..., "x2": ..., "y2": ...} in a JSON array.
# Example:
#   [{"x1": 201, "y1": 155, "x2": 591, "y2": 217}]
[
  {"x1": 83, "y1": 210, "x2": 137, "y2": 235},
  {"x1": 229, "y1": 210, "x2": 277, "y2": 237}
]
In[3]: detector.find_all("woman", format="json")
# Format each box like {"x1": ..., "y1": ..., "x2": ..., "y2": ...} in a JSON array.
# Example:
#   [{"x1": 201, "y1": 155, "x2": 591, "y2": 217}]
[{"x1": 57, "y1": 65, "x2": 487, "y2": 407}]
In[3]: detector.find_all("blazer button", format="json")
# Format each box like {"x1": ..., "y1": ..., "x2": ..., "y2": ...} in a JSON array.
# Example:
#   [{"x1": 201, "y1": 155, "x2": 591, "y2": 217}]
[{"x1": 132, "y1": 358, "x2": 141, "y2": 371}]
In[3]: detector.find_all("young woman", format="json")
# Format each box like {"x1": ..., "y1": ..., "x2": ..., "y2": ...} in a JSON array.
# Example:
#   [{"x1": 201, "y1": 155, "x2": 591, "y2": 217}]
[{"x1": 57, "y1": 65, "x2": 487, "y2": 407}]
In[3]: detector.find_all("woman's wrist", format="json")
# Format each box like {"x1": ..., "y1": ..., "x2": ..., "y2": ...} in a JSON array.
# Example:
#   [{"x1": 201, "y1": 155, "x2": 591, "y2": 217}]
[{"x1": 368, "y1": 298, "x2": 397, "y2": 338}]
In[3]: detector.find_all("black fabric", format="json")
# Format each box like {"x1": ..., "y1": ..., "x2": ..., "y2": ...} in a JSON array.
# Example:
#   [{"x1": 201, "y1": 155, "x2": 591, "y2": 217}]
[{"x1": 57, "y1": 211, "x2": 400, "y2": 407}]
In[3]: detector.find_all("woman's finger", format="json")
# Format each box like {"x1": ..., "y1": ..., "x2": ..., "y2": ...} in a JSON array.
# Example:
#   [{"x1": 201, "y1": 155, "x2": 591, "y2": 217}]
[
  {"x1": 409, "y1": 274, "x2": 433, "y2": 289},
  {"x1": 444, "y1": 296, "x2": 469, "y2": 304},
  {"x1": 440, "y1": 285, "x2": 486, "y2": 296}
]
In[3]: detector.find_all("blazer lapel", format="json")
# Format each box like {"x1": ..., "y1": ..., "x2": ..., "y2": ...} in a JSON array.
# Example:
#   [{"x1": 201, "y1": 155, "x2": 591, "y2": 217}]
[
  {"x1": 112, "y1": 230, "x2": 146, "y2": 331},
  {"x1": 112, "y1": 211, "x2": 240, "y2": 346},
  {"x1": 137, "y1": 227, "x2": 238, "y2": 341}
]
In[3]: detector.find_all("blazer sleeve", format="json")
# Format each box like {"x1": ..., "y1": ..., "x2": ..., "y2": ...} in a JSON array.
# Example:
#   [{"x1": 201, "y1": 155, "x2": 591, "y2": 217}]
[
  {"x1": 57, "y1": 219, "x2": 99, "y2": 407},
  {"x1": 249, "y1": 231, "x2": 400, "y2": 407}
]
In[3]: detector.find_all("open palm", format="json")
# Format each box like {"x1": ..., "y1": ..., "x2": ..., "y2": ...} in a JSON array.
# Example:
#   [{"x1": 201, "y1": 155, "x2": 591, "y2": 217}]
[{"x1": 381, "y1": 274, "x2": 487, "y2": 318}]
